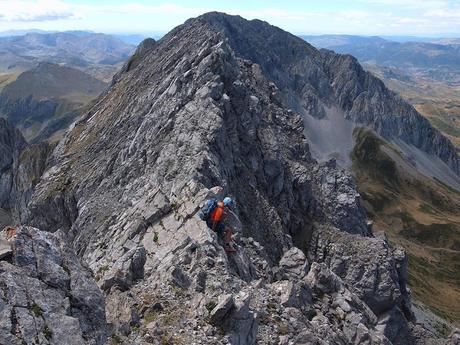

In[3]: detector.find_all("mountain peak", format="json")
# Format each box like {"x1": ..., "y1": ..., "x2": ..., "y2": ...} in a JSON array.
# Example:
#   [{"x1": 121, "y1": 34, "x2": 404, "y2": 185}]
[{"x1": 1, "y1": 13, "x2": 458, "y2": 345}]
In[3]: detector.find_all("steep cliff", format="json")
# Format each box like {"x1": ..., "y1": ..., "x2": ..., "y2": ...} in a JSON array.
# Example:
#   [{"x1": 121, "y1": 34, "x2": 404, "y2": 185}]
[
  {"x1": 197, "y1": 13, "x2": 460, "y2": 186},
  {"x1": 0, "y1": 118, "x2": 50, "y2": 223}
]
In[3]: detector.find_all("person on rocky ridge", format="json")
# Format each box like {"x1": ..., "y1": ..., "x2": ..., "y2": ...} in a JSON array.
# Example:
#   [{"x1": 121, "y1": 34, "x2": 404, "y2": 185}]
[{"x1": 199, "y1": 196, "x2": 236, "y2": 253}]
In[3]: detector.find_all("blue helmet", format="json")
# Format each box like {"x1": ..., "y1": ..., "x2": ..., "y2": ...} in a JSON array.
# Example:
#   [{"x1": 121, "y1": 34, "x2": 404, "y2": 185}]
[{"x1": 223, "y1": 197, "x2": 233, "y2": 206}]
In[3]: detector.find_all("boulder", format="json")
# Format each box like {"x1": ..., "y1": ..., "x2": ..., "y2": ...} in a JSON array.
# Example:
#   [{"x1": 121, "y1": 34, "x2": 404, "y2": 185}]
[
  {"x1": 278, "y1": 247, "x2": 309, "y2": 280},
  {"x1": 226, "y1": 293, "x2": 258, "y2": 345},
  {"x1": 0, "y1": 226, "x2": 107, "y2": 345},
  {"x1": 100, "y1": 246, "x2": 147, "y2": 292},
  {"x1": 209, "y1": 294, "x2": 234, "y2": 325},
  {"x1": 0, "y1": 239, "x2": 12, "y2": 259},
  {"x1": 308, "y1": 226, "x2": 410, "y2": 318}
]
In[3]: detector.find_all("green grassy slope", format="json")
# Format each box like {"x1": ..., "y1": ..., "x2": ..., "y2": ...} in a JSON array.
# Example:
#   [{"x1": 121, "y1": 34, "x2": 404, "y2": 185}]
[
  {"x1": 0, "y1": 63, "x2": 107, "y2": 142},
  {"x1": 351, "y1": 128, "x2": 460, "y2": 325}
]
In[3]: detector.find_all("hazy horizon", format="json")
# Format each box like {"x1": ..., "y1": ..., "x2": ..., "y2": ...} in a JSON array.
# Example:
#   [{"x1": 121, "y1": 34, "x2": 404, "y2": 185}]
[
  {"x1": 0, "y1": 27, "x2": 458, "y2": 43},
  {"x1": 0, "y1": 1, "x2": 460, "y2": 37}
]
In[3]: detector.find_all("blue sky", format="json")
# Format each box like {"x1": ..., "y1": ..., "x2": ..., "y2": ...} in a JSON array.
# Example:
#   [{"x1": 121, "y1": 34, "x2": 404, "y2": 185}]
[{"x1": 0, "y1": 0, "x2": 459, "y2": 36}]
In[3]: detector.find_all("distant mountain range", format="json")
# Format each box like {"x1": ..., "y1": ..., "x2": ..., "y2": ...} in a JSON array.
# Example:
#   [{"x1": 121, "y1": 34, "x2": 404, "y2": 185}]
[
  {"x1": 302, "y1": 35, "x2": 460, "y2": 74},
  {"x1": 302, "y1": 34, "x2": 460, "y2": 147},
  {"x1": 0, "y1": 31, "x2": 135, "y2": 68},
  {"x1": 0, "y1": 62, "x2": 107, "y2": 142},
  {"x1": 0, "y1": 29, "x2": 49, "y2": 37},
  {"x1": 0, "y1": 29, "x2": 151, "y2": 44},
  {"x1": 0, "y1": 30, "x2": 142, "y2": 143}
]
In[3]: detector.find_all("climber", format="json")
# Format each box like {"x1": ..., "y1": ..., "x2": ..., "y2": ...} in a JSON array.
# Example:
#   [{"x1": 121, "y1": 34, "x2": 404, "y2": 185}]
[{"x1": 198, "y1": 196, "x2": 236, "y2": 253}]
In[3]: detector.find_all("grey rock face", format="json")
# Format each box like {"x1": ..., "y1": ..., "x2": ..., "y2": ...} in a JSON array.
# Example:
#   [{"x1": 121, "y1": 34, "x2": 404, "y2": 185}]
[
  {"x1": 311, "y1": 159, "x2": 370, "y2": 235},
  {"x1": 99, "y1": 245, "x2": 147, "y2": 292},
  {"x1": 199, "y1": 12, "x2": 459, "y2": 176},
  {"x1": 307, "y1": 226, "x2": 424, "y2": 344},
  {"x1": 308, "y1": 226, "x2": 412, "y2": 318},
  {"x1": 25, "y1": 13, "x2": 370, "y2": 268},
  {"x1": 320, "y1": 51, "x2": 459, "y2": 174},
  {"x1": 0, "y1": 119, "x2": 49, "y2": 223},
  {"x1": 0, "y1": 226, "x2": 107, "y2": 345},
  {"x1": 0, "y1": 118, "x2": 27, "y2": 210},
  {"x1": 114, "y1": 37, "x2": 157, "y2": 79},
  {"x1": 277, "y1": 247, "x2": 309, "y2": 280},
  {"x1": 209, "y1": 294, "x2": 234, "y2": 325},
  {"x1": 8, "y1": 12, "x2": 454, "y2": 345},
  {"x1": 0, "y1": 238, "x2": 12, "y2": 259}
]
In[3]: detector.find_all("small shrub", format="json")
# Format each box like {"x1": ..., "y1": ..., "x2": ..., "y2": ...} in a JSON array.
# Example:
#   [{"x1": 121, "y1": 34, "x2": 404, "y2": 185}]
[
  {"x1": 205, "y1": 301, "x2": 217, "y2": 313},
  {"x1": 62, "y1": 264, "x2": 71, "y2": 275},
  {"x1": 110, "y1": 335, "x2": 122, "y2": 345},
  {"x1": 217, "y1": 327, "x2": 225, "y2": 337},
  {"x1": 277, "y1": 323, "x2": 289, "y2": 335},
  {"x1": 171, "y1": 201, "x2": 179, "y2": 211},
  {"x1": 259, "y1": 312, "x2": 273, "y2": 325},
  {"x1": 43, "y1": 325, "x2": 52, "y2": 340},
  {"x1": 171, "y1": 285, "x2": 185, "y2": 297},
  {"x1": 30, "y1": 303, "x2": 43, "y2": 317},
  {"x1": 144, "y1": 311, "x2": 157, "y2": 323},
  {"x1": 97, "y1": 265, "x2": 109, "y2": 274},
  {"x1": 95, "y1": 265, "x2": 109, "y2": 282},
  {"x1": 434, "y1": 321, "x2": 452, "y2": 338},
  {"x1": 159, "y1": 332, "x2": 183, "y2": 345},
  {"x1": 162, "y1": 309, "x2": 182, "y2": 326},
  {"x1": 266, "y1": 302, "x2": 277, "y2": 311}
]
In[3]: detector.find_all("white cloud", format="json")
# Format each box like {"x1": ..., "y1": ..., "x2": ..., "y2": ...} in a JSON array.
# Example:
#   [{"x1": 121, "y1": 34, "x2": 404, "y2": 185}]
[
  {"x1": 424, "y1": 8, "x2": 460, "y2": 18},
  {"x1": 0, "y1": 0, "x2": 459, "y2": 35},
  {"x1": 397, "y1": 17, "x2": 429, "y2": 24},
  {"x1": 338, "y1": 10, "x2": 371, "y2": 20},
  {"x1": 361, "y1": 0, "x2": 449, "y2": 9},
  {"x1": 0, "y1": 0, "x2": 77, "y2": 22}
]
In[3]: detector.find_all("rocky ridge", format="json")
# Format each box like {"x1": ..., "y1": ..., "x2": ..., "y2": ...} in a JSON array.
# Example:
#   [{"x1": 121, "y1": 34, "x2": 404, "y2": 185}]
[
  {"x1": 0, "y1": 12, "x2": 459, "y2": 345},
  {"x1": 0, "y1": 226, "x2": 107, "y2": 345},
  {"x1": 198, "y1": 13, "x2": 459, "y2": 178}
]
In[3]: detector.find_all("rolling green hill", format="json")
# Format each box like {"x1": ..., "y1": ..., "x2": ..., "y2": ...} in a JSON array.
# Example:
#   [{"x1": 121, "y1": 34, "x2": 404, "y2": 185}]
[
  {"x1": 352, "y1": 128, "x2": 460, "y2": 325},
  {"x1": 0, "y1": 62, "x2": 107, "y2": 142}
]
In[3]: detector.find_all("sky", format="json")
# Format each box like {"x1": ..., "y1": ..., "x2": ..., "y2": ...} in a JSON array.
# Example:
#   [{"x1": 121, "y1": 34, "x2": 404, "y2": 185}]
[{"x1": 0, "y1": 0, "x2": 459, "y2": 37}]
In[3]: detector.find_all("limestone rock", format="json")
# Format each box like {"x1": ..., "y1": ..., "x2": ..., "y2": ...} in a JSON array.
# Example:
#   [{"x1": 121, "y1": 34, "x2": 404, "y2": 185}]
[
  {"x1": 210, "y1": 294, "x2": 234, "y2": 325},
  {"x1": 0, "y1": 226, "x2": 107, "y2": 345},
  {"x1": 0, "y1": 239, "x2": 12, "y2": 259},
  {"x1": 0, "y1": 119, "x2": 49, "y2": 224},
  {"x1": 278, "y1": 247, "x2": 309, "y2": 280}
]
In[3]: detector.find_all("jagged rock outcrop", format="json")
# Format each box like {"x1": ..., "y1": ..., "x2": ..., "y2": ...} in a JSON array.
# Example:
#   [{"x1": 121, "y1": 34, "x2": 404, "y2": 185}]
[
  {"x1": 198, "y1": 12, "x2": 459, "y2": 177},
  {"x1": 115, "y1": 37, "x2": 157, "y2": 78},
  {"x1": 308, "y1": 226, "x2": 415, "y2": 344},
  {"x1": 0, "y1": 118, "x2": 49, "y2": 223},
  {"x1": 25, "y1": 19, "x2": 369, "y2": 261},
  {"x1": 0, "y1": 119, "x2": 27, "y2": 209},
  {"x1": 9, "y1": 12, "x2": 458, "y2": 345},
  {"x1": 0, "y1": 226, "x2": 107, "y2": 345}
]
